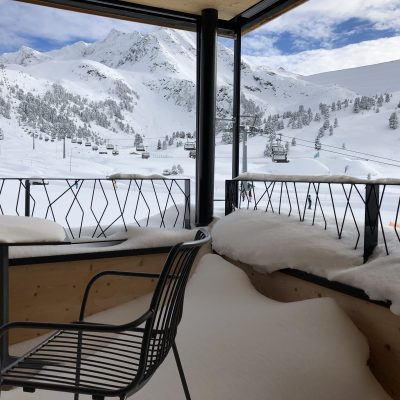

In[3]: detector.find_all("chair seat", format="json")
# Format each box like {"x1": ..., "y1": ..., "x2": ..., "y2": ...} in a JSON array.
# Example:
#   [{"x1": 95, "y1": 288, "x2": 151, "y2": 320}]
[{"x1": 2, "y1": 329, "x2": 146, "y2": 396}]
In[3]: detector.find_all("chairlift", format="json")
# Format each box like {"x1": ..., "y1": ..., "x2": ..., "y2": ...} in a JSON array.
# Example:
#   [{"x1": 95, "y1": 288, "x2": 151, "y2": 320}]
[
  {"x1": 271, "y1": 143, "x2": 288, "y2": 163},
  {"x1": 106, "y1": 143, "x2": 114, "y2": 150},
  {"x1": 39, "y1": 134, "x2": 43, "y2": 140},
  {"x1": 184, "y1": 142, "x2": 196, "y2": 151},
  {"x1": 44, "y1": 136, "x2": 49, "y2": 142},
  {"x1": 142, "y1": 151, "x2": 150, "y2": 159},
  {"x1": 162, "y1": 169, "x2": 171, "y2": 176},
  {"x1": 71, "y1": 138, "x2": 77, "y2": 143},
  {"x1": 85, "y1": 141, "x2": 92, "y2": 147},
  {"x1": 99, "y1": 150, "x2": 108, "y2": 155},
  {"x1": 315, "y1": 141, "x2": 321, "y2": 150},
  {"x1": 77, "y1": 138, "x2": 83, "y2": 145},
  {"x1": 92, "y1": 145, "x2": 98, "y2": 151},
  {"x1": 136, "y1": 144, "x2": 145, "y2": 151},
  {"x1": 112, "y1": 148, "x2": 119, "y2": 156}
]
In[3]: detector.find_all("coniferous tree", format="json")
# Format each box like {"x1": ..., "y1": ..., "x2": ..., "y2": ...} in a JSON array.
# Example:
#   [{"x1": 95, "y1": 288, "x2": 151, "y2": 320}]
[
  {"x1": 389, "y1": 112, "x2": 398, "y2": 129},
  {"x1": 334, "y1": 118, "x2": 338, "y2": 128},
  {"x1": 157, "y1": 139, "x2": 162, "y2": 150},
  {"x1": 329, "y1": 126, "x2": 333, "y2": 136},
  {"x1": 353, "y1": 97, "x2": 360, "y2": 113},
  {"x1": 177, "y1": 164, "x2": 184, "y2": 174}
]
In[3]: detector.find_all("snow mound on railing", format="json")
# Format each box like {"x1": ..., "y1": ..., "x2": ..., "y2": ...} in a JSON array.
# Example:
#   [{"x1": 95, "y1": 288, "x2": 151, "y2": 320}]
[
  {"x1": 237, "y1": 172, "x2": 400, "y2": 185},
  {"x1": 211, "y1": 210, "x2": 362, "y2": 276}
]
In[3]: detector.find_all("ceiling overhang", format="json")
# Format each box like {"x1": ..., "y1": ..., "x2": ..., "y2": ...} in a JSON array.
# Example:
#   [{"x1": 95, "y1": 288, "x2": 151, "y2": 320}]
[{"x1": 16, "y1": 0, "x2": 307, "y2": 37}]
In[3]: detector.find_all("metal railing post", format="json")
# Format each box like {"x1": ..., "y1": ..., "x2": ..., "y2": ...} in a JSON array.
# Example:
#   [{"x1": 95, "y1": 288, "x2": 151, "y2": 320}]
[
  {"x1": 364, "y1": 184, "x2": 379, "y2": 263},
  {"x1": 184, "y1": 179, "x2": 191, "y2": 229},
  {"x1": 24, "y1": 179, "x2": 31, "y2": 217}
]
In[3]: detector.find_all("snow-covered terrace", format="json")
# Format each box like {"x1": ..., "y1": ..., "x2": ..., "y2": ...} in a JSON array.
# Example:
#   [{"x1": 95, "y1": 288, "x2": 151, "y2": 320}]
[
  {"x1": 2, "y1": 173, "x2": 400, "y2": 399},
  {"x1": 1, "y1": 255, "x2": 392, "y2": 400}
]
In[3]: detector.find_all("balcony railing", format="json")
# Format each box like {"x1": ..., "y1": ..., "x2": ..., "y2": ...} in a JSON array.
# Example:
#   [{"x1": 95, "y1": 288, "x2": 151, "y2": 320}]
[
  {"x1": 0, "y1": 177, "x2": 191, "y2": 239},
  {"x1": 226, "y1": 175, "x2": 400, "y2": 263}
]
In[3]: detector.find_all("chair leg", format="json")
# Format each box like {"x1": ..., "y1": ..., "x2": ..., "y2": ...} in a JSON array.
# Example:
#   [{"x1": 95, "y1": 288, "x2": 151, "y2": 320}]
[{"x1": 172, "y1": 342, "x2": 191, "y2": 400}]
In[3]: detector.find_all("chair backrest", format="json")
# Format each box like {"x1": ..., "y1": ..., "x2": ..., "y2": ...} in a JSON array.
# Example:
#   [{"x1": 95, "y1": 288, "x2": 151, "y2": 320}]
[{"x1": 139, "y1": 228, "x2": 210, "y2": 380}]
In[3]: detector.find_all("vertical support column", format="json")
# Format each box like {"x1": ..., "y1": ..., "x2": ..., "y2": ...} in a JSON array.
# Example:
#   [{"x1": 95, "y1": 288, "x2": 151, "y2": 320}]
[
  {"x1": 364, "y1": 184, "x2": 379, "y2": 263},
  {"x1": 196, "y1": 9, "x2": 218, "y2": 227},
  {"x1": 225, "y1": 180, "x2": 238, "y2": 216},
  {"x1": 24, "y1": 179, "x2": 31, "y2": 217},
  {"x1": 232, "y1": 28, "x2": 241, "y2": 179},
  {"x1": 0, "y1": 244, "x2": 9, "y2": 364}
]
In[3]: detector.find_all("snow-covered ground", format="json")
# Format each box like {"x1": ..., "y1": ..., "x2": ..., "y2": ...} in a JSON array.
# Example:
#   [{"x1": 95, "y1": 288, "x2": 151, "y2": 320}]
[{"x1": 3, "y1": 254, "x2": 391, "y2": 400}]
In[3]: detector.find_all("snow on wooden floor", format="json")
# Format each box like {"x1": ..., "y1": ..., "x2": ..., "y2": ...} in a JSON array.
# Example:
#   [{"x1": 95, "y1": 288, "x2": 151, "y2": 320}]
[{"x1": 4, "y1": 254, "x2": 390, "y2": 399}]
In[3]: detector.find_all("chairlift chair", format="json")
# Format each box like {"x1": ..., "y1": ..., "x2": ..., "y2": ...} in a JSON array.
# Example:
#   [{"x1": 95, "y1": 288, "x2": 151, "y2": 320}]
[
  {"x1": 85, "y1": 141, "x2": 92, "y2": 147},
  {"x1": 71, "y1": 138, "x2": 77, "y2": 144},
  {"x1": 136, "y1": 144, "x2": 145, "y2": 152},
  {"x1": 184, "y1": 142, "x2": 196, "y2": 151},
  {"x1": 77, "y1": 138, "x2": 83, "y2": 145},
  {"x1": 0, "y1": 230, "x2": 211, "y2": 400},
  {"x1": 142, "y1": 151, "x2": 150, "y2": 159},
  {"x1": 106, "y1": 143, "x2": 114, "y2": 150},
  {"x1": 271, "y1": 143, "x2": 288, "y2": 163}
]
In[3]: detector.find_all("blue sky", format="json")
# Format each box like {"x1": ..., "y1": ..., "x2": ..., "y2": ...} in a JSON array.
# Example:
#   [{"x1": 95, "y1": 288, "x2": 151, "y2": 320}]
[{"x1": 1, "y1": 0, "x2": 400, "y2": 74}]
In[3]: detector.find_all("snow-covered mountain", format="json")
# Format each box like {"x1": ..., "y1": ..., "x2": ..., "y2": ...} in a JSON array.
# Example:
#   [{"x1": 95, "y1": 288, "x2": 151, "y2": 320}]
[
  {"x1": 0, "y1": 27, "x2": 400, "y2": 182},
  {"x1": 0, "y1": 28, "x2": 354, "y2": 140}
]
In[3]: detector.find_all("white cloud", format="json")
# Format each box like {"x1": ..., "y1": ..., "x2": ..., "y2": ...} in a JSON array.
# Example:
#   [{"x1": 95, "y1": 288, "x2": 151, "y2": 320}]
[
  {"x1": 248, "y1": 0, "x2": 400, "y2": 49},
  {"x1": 244, "y1": 36, "x2": 400, "y2": 75},
  {"x1": 0, "y1": 0, "x2": 153, "y2": 52}
]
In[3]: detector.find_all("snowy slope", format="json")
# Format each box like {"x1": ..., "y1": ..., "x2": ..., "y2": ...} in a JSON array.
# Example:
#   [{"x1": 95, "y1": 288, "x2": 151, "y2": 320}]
[{"x1": 305, "y1": 59, "x2": 400, "y2": 96}]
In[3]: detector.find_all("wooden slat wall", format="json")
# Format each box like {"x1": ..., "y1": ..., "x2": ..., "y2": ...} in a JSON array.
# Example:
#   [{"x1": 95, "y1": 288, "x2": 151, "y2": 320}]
[{"x1": 9, "y1": 253, "x2": 168, "y2": 343}]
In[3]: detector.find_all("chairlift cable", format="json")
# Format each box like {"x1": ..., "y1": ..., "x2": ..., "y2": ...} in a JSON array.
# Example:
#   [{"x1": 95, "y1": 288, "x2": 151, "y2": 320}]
[
  {"x1": 279, "y1": 133, "x2": 400, "y2": 164},
  {"x1": 295, "y1": 143, "x2": 400, "y2": 168}
]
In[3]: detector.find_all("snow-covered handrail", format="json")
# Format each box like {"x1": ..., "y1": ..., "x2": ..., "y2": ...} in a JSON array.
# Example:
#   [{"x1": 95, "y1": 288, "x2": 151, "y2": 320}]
[
  {"x1": 237, "y1": 172, "x2": 400, "y2": 185},
  {"x1": 226, "y1": 176, "x2": 400, "y2": 262},
  {"x1": 0, "y1": 177, "x2": 191, "y2": 239}
]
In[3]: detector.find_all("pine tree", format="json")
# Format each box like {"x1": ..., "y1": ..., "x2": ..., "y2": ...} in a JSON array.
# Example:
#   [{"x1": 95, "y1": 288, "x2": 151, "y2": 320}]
[
  {"x1": 157, "y1": 139, "x2": 162, "y2": 150},
  {"x1": 314, "y1": 113, "x2": 321, "y2": 122},
  {"x1": 389, "y1": 112, "x2": 398, "y2": 129},
  {"x1": 334, "y1": 118, "x2": 338, "y2": 128},
  {"x1": 353, "y1": 98, "x2": 360, "y2": 113},
  {"x1": 171, "y1": 164, "x2": 178, "y2": 175},
  {"x1": 329, "y1": 126, "x2": 333, "y2": 136},
  {"x1": 177, "y1": 164, "x2": 184, "y2": 174},
  {"x1": 342, "y1": 143, "x2": 346, "y2": 150},
  {"x1": 291, "y1": 137, "x2": 296, "y2": 146},
  {"x1": 385, "y1": 93, "x2": 390, "y2": 103},
  {"x1": 162, "y1": 140, "x2": 167, "y2": 150}
]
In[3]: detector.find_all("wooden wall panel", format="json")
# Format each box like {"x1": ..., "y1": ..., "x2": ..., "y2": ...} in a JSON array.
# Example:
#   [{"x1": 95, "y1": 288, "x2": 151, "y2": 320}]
[{"x1": 9, "y1": 253, "x2": 167, "y2": 343}]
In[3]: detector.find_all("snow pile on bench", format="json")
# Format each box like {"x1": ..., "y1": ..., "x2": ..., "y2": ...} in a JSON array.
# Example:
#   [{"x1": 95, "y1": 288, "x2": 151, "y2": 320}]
[
  {"x1": 6, "y1": 255, "x2": 390, "y2": 400},
  {"x1": 212, "y1": 210, "x2": 400, "y2": 314},
  {"x1": 212, "y1": 210, "x2": 362, "y2": 276},
  {"x1": 9, "y1": 226, "x2": 196, "y2": 259},
  {"x1": 0, "y1": 215, "x2": 66, "y2": 244}
]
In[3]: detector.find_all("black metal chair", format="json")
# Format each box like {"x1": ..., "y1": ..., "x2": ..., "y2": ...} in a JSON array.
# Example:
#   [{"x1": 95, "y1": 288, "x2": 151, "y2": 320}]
[{"x1": 0, "y1": 228, "x2": 210, "y2": 400}]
